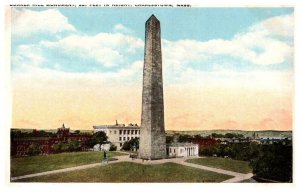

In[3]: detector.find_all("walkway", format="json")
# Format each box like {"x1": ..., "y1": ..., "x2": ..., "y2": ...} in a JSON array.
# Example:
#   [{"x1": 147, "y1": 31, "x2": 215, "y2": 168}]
[
  {"x1": 114, "y1": 155, "x2": 253, "y2": 183},
  {"x1": 11, "y1": 162, "x2": 106, "y2": 181},
  {"x1": 11, "y1": 155, "x2": 253, "y2": 183}
]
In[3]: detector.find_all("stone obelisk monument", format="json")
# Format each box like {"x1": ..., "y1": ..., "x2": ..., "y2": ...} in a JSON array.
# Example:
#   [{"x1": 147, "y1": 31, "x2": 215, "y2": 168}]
[{"x1": 139, "y1": 15, "x2": 166, "y2": 160}]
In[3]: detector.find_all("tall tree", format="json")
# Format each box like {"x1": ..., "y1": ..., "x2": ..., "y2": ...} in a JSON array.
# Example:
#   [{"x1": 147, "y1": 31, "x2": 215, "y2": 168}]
[{"x1": 87, "y1": 131, "x2": 108, "y2": 148}]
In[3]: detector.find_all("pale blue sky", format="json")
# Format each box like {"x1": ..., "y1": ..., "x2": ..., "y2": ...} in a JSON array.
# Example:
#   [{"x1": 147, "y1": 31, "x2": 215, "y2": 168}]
[
  {"x1": 13, "y1": 7, "x2": 293, "y2": 41},
  {"x1": 11, "y1": 7, "x2": 294, "y2": 78}
]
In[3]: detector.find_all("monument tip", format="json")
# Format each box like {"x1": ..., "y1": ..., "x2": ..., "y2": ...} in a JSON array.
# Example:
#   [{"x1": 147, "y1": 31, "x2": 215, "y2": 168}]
[{"x1": 147, "y1": 14, "x2": 159, "y2": 22}]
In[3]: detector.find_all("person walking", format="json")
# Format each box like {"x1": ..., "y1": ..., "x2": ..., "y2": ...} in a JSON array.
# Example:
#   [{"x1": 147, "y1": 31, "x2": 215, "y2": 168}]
[{"x1": 103, "y1": 150, "x2": 108, "y2": 163}]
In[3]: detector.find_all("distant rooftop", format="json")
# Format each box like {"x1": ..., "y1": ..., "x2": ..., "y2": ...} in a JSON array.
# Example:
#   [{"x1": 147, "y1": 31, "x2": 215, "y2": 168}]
[
  {"x1": 93, "y1": 120, "x2": 139, "y2": 129},
  {"x1": 167, "y1": 142, "x2": 197, "y2": 147}
]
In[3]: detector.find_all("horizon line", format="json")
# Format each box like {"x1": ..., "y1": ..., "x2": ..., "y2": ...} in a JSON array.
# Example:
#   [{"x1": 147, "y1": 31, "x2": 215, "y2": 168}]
[{"x1": 11, "y1": 127, "x2": 293, "y2": 132}]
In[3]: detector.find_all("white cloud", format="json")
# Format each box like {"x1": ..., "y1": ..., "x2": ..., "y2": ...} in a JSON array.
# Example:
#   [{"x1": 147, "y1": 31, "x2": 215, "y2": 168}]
[
  {"x1": 41, "y1": 33, "x2": 143, "y2": 67},
  {"x1": 12, "y1": 59, "x2": 143, "y2": 88},
  {"x1": 12, "y1": 44, "x2": 45, "y2": 69},
  {"x1": 163, "y1": 13, "x2": 293, "y2": 67},
  {"x1": 113, "y1": 24, "x2": 134, "y2": 34},
  {"x1": 119, "y1": 60, "x2": 143, "y2": 77},
  {"x1": 250, "y1": 13, "x2": 294, "y2": 38},
  {"x1": 12, "y1": 8, "x2": 75, "y2": 37}
]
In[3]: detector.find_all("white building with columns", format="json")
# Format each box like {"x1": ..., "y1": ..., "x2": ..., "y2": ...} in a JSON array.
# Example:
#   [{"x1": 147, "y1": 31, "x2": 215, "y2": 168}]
[
  {"x1": 167, "y1": 143, "x2": 198, "y2": 157},
  {"x1": 93, "y1": 121, "x2": 140, "y2": 150}
]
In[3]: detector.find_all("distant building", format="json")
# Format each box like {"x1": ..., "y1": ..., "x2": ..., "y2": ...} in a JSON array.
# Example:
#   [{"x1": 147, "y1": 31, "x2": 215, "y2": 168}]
[
  {"x1": 167, "y1": 143, "x2": 198, "y2": 157},
  {"x1": 258, "y1": 136, "x2": 292, "y2": 145},
  {"x1": 93, "y1": 120, "x2": 140, "y2": 150},
  {"x1": 11, "y1": 124, "x2": 91, "y2": 157},
  {"x1": 215, "y1": 137, "x2": 250, "y2": 144}
]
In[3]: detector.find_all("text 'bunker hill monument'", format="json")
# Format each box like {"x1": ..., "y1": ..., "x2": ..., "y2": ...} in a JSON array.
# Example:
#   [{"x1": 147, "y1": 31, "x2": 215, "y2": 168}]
[{"x1": 139, "y1": 15, "x2": 167, "y2": 160}]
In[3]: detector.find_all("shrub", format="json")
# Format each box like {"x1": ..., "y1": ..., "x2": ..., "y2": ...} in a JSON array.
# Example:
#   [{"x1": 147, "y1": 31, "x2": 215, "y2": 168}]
[
  {"x1": 27, "y1": 143, "x2": 41, "y2": 156},
  {"x1": 109, "y1": 144, "x2": 117, "y2": 151},
  {"x1": 122, "y1": 137, "x2": 139, "y2": 151}
]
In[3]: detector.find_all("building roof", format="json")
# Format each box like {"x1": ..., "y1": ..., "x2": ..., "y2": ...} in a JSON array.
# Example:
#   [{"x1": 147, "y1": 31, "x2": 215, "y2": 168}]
[
  {"x1": 167, "y1": 142, "x2": 197, "y2": 147},
  {"x1": 93, "y1": 124, "x2": 139, "y2": 130}
]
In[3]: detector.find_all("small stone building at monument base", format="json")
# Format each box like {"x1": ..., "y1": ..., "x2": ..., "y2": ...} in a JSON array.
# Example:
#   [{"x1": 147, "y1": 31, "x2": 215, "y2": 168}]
[{"x1": 167, "y1": 143, "x2": 199, "y2": 157}]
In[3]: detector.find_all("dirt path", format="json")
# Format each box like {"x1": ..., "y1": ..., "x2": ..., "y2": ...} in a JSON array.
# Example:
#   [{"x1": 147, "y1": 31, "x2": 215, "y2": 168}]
[{"x1": 11, "y1": 155, "x2": 253, "y2": 183}]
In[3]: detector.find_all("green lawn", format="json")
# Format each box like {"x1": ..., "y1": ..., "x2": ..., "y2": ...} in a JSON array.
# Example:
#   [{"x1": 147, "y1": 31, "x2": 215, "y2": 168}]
[
  {"x1": 16, "y1": 162, "x2": 233, "y2": 182},
  {"x1": 186, "y1": 157, "x2": 252, "y2": 174},
  {"x1": 11, "y1": 151, "x2": 126, "y2": 177}
]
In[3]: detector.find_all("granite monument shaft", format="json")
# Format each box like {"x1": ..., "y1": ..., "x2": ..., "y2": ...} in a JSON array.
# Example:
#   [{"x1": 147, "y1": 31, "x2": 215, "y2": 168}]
[{"x1": 139, "y1": 15, "x2": 167, "y2": 160}]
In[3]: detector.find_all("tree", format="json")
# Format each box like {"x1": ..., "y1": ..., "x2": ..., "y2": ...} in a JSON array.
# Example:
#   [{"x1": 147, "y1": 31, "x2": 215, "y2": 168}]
[
  {"x1": 87, "y1": 138, "x2": 97, "y2": 148},
  {"x1": 68, "y1": 139, "x2": 80, "y2": 151},
  {"x1": 211, "y1": 133, "x2": 224, "y2": 138},
  {"x1": 52, "y1": 143, "x2": 62, "y2": 153},
  {"x1": 223, "y1": 146, "x2": 233, "y2": 157},
  {"x1": 122, "y1": 137, "x2": 139, "y2": 151},
  {"x1": 60, "y1": 143, "x2": 69, "y2": 152},
  {"x1": 109, "y1": 144, "x2": 117, "y2": 151},
  {"x1": 178, "y1": 134, "x2": 192, "y2": 142},
  {"x1": 247, "y1": 142, "x2": 260, "y2": 160},
  {"x1": 166, "y1": 135, "x2": 174, "y2": 144},
  {"x1": 87, "y1": 131, "x2": 108, "y2": 148},
  {"x1": 27, "y1": 143, "x2": 41, "y2": 156},
  {"x1": 250, "y1": 144, "x2": 292, "y2": 182},
  {"x1": 225, "y1": 133, "x2": 235, "y2": 138}
]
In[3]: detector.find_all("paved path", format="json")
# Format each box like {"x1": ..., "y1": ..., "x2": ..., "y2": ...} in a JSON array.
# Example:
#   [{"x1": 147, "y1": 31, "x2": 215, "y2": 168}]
[
  {"x1": 114, "y1": 155, "x2": 253, "y2": 183},
  {"x1": 11, "y1": 162, "x2": 107, "y2": 181},
  {"x1": 11, "y1": 155, "x2": 253, "y2": 183}
]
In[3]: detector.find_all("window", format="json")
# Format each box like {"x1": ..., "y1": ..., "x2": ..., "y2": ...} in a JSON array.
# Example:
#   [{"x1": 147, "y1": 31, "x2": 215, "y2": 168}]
[
  {"x1": 139, "y1": 130, "x2": 140, "y2": 134},
  {"x1": 120, "y1": 143, "x2": 122, "y2": 147},
  {"x1": 119, "y1": 137, "x2": 122, "y2": 141},
  {"x1": 131, "y1": 137, "x2": 133, "y2": 140},
  {"x1": 135, "y1": 130, "x2": 137, "y2": 134},
  {"x1": 174, "y1": 149, "x2": 175, "y2": 153},
  {"x1": 131, "y1": 130, "x2": 134, "y2": 134},
  {"x1": 119, "y1": 130, "x2": 122, "y2": 135},
  {"x1": 110, "y1": 130, "x2": 112, "y2": 134},
  {"x1": 127, "y1": 130, "x2": 130, "y2": 134},
  {"x1": 123, "y1": 137, "x2": 126, "y2": 141},
  {"x1": 127, "y1": 137, "x2": 130, "y2": 141},
  {"x1": 114, "y1": 131, "x2": 117, "y2": 134}
]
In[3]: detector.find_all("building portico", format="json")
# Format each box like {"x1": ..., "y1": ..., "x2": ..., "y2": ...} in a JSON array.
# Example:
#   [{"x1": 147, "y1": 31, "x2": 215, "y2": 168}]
[{"x1": 167, "y1": 143, "x2": 198, "y2": 157}]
